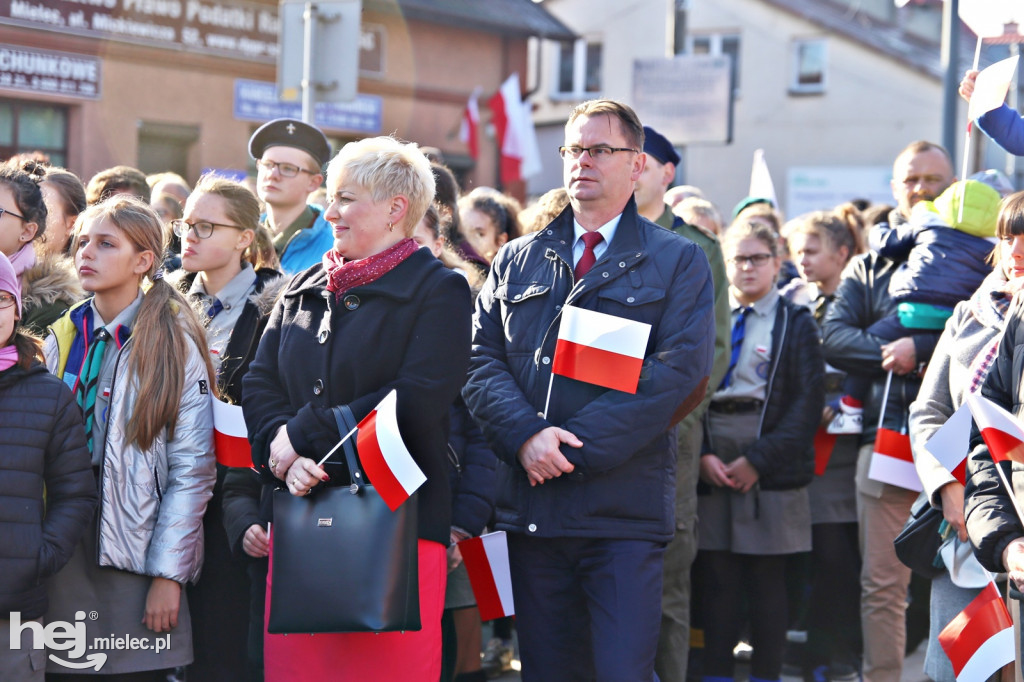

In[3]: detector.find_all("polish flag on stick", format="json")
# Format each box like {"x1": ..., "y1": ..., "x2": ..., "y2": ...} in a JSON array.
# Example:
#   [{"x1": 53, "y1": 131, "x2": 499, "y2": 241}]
[
  {"x1": 459, "y1": 87, "x2": 481, "y2": 160},
  {"x1": 868, "y1": 427, "x2": 921, "y2": 491},
  {"x1": 965, "y1": 393, "x2": 1024, "y2": 527},
  {"x1": 960, "y1": 54, "x2": 1019, "y2": 220},
  {"x1": 923, "y1": 401, "x2": 973, "y2": 486},
  {"x1": 459, "y1": 531, "x2": 515, "y2": 621},
  {"x1": 966, "y1": 393, "x2": 1024, "y2": 464},
  {"x1": 867, "y1": 370, "x2": 922, "y2": 491},
  {"x1": 551, "y1": 306, "x2": 651, "y2": 394},
  {"x1": 355, "y1": 389, "x2": 425, "y2": 512},
  {"x1": 212, "y1": 399, "x2": 253, "y2": 468},
  {"x1": 939, "y1": 581, "x2": 1014, "y2": 682}
]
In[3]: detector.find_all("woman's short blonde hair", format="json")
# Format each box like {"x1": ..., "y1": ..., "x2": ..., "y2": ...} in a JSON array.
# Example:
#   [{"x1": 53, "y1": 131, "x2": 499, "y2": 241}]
[{"x1": 326, "y1": 136, "x2": 436, "y2": 236}]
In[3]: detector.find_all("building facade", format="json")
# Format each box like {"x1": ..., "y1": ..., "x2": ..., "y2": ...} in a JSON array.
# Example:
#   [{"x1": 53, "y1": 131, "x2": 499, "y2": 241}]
[
  {"x1": 0, "y1": 0, "x2": 572, "y2": 189},
  {"x1": 529, "y1": 0, "x2": 1009, "y2": 217}
]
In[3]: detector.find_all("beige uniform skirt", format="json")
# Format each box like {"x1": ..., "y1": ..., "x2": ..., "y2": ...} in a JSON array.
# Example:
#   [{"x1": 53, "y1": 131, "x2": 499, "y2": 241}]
[{"x1": 697, "y1": 410, "x2": 812, "y2": 555}]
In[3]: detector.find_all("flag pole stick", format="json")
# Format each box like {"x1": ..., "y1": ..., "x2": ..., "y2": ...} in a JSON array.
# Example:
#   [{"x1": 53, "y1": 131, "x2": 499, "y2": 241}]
[
  {"x1": 876, "y1": 369, "x2": 893, "y2": 435},
  {"x1": 959, "y1": 37, "x2": 983, "y2": 223},
  {"x1": 542, "y1": 372, "x2": 555, "y2": 420},
  {"x1": 993, "y1": 461, "x2": 1024, "y2": 529},
  {"x1": 318, "y1": 425, "x2": 358, "y2": 467}
]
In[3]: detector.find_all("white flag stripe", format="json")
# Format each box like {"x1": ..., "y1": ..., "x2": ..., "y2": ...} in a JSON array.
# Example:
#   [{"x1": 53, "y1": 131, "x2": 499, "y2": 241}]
[
  {"x1": 966, "y1": 394, "x2": 1024, "y2": 436},
  {"x1": 924, "y1": 402, "x2": 972, "y2": 474},
  {"x1": 376, "y1": 390, "x2": 427, "y2": 494},
  {"x1": 559, "y1": 306, "x2": 651, "y2": 359},
  {"x1": 748, "y1": 149, "x2": 778, "y2": 209},
  {"x1": 212, "y1": 399, "x2": 247, "y2": 439},
  {"x1": 956, "y1": 628, "x2": 1015, "y2": 682},
  {"x1": 868, "y1": 454, "x2": 923, "y2": 492},
  {"x1": 968, "y1": 56, "x2": 1020, "y2": 122},
  {"x1": 483, "y1": 531, "x2": 515, "y2": 616}
]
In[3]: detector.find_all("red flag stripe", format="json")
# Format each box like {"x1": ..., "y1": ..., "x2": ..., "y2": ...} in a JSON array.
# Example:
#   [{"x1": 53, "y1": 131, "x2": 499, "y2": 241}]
[
  {"x1": 552, "y1": 339, "x2": 644, "y2": 394},
  {"x1": 214, "y1": 431, "x2": 253, "y2": 468},
  {"x1": 952, "y1": 459, "x2": 967, "y2": 486},
  {"x1": 814, "y1": 428, "x2": 838, "y2": 476},
  {"x1": 355, "y1": 410, "x2": 408, "y2": 512},
  {"x1": 979, "y1": 427, "x2": 1024, "y2": 464},
  {"x1": 875, "y1": 427, "x2": 913, "y2": 463},
  {"x1": 939, "y1": 583, "x2": 1012, "y2": 676},
  {"x1": 459, "y1": 536, "x2": 505, "y2": 621}
]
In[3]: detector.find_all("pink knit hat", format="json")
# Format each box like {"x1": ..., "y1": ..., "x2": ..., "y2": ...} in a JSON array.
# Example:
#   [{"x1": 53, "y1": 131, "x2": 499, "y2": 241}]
[{"x1": 0, "y1": 251, "x2": 22, "y2": 316}]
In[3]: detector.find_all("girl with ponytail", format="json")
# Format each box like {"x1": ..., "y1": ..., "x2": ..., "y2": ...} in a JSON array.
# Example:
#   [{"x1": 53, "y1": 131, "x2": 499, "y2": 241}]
[{"x1": 43, "y1": 194, "x2": 216, "y2": 679}]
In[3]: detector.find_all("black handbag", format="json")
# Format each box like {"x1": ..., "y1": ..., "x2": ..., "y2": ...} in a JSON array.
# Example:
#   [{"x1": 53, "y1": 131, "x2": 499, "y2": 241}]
[
  {"x1": 268, "y1": 406, "x2": 420, "y2": 634},
  {"x1": 893, "y1": 492, "x2": 945, "y2": 579}
]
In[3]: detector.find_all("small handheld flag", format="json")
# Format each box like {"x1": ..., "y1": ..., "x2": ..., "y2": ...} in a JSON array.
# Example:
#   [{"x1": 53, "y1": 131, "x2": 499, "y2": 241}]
[
  {"x1": 355, "y1": 389, "x2": 426, "y2": 512},
  {"x1": 551, "y1": 306, "x2": 651, "y2": 395},
  {"x1": 923, "y1": 401, "x2": 972, "y2": 485},
  {"x1": 212, "y1": 399, "x2": 253, "y2": 468},
  {"x1": 459, "y1": 531, "x2": 515, "y2": 621},
  {"x1": 939, "y1": 581, "x2": 1013, "y2": 682}
]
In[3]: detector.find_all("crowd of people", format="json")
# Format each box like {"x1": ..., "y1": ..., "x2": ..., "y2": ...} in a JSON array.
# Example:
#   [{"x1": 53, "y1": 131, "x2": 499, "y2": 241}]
[{"x1": 3, "y1": 71, "x2": 1024, "y2": 682}]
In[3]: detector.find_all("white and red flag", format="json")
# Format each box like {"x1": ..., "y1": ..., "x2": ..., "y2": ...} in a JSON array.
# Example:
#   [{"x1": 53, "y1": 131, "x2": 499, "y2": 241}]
[
  {"x1": 212, "y1": 399, "x2": 253, "y2": 468},
  {"x1": 459, "y1": 531, "x2": 515, "y2": 621},
  {"x1": 551, "y1": 306, "x2": 652, "y2": 394},
  {"x1": 939, "y1": 581, "x2": 1014, "y2": 682},
  {"x1": 459, "y1": 87, "x2": 481, "y2": 160},
  {"x1": 924, "y1": 401, "x2": 973, "y2": 485},
  {"x1": 488, "y1": 73, "x2": 541, "y2": 185},
  {"x1": 356, "y1": 389, "x2": 425, "y2": 512},
  {"x1": 867, "y1": 427, "x2": 922, "y2": 491},
  {"x1": 966, "y1": 393, "x2": 1024, "y2": 464}
]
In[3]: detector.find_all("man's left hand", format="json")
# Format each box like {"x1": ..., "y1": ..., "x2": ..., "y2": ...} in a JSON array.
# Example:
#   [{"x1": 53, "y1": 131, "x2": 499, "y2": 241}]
[
  {"x1": 517, "y1": 426, "x2": 581, "y2": 486},
  {"x1": 881, "y1": 337, "x2": 917, "y2": 375}
]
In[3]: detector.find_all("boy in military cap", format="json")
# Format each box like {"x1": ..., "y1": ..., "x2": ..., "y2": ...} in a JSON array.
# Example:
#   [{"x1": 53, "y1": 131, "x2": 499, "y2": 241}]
[{"x1": 249, "y1": 118, "x2": 333, "y2": 273}]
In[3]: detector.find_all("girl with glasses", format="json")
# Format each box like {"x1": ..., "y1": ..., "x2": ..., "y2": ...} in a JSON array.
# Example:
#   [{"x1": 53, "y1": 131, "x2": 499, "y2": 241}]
[
  {"x1": 43, "y1": 196, "x2": 216, "y2": 680},
  {"x1": 696, "y1": 219, "x2": 825, "y2": 682},
  {"x1": 0, "y1": 250, "x2": 95, "y2": 682},
  {"x1": 170, "y1": 175, "x2": 285, "y2": 681}
]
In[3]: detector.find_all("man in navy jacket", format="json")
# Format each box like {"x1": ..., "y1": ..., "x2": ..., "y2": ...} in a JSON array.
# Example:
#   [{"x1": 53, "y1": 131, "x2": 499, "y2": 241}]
[{"x1": 463, "y1": 99, "x2": 714, "y2": 681}]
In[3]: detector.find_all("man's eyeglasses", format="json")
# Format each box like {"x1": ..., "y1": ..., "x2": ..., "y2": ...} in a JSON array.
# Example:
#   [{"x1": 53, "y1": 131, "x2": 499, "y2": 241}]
[
  {"x1": 728, "y1": 253, "x2": 774, "y2": 268},
  {"x1": 171, "y1": 219, "x2": 243, "y2": 240},
  {"x1": 0, "y1": 292, "x2": 16, "y2": 310},
  {"x1": 256, "y1": 159, "x2": 318, "y2": 178},
  {"x1": 0, "y1": 206, "x2": 26, "y2": 222},
  {"x1": 558, "y1": 146, "x2": 637, "y2": 160}
]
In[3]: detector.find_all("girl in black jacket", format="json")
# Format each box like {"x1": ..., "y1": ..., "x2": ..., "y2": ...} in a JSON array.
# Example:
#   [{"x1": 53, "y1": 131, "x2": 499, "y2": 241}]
[
  {"x1": 696, "y1": 220, "x2": 825, "y2": 682},
  {"x1": 0, "y1": 250, "x2": 95, "y2": 679}
]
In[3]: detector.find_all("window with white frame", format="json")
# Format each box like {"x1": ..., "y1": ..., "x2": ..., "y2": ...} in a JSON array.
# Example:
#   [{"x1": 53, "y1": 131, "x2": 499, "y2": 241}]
[
  {"x1": 554, "y1": 38, "x2": 603, "y2": 98},
  {"x1": 687, "y1": 32, "x2": 741, "y2": 95},
  {"x1": 790, "y1": 38, "x2": 827, "y2": 94}
]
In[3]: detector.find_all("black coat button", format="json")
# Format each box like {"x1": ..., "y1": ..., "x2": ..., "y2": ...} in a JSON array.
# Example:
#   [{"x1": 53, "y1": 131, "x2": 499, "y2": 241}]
[
  {"x1": 343, "y1": 295, "x2": 360, "y2": 310},
  {"x1": 318, "y1": 329, "x2": 329, "y2": 344},
  {"x1": 313, "y1": 379, "x2": 324, "y2": 395}
]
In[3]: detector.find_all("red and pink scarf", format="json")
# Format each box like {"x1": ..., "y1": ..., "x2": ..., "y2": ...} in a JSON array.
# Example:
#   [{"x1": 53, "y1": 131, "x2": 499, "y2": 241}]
[{"x1": 322, "y1": 238, "x2": 418, "y2": 297}]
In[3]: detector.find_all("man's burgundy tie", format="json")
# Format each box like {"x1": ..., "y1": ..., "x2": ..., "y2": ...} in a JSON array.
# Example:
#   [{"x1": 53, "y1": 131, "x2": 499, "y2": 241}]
[{"x1": 574, "y1": 231, "x2": 604, "y2": 280}]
